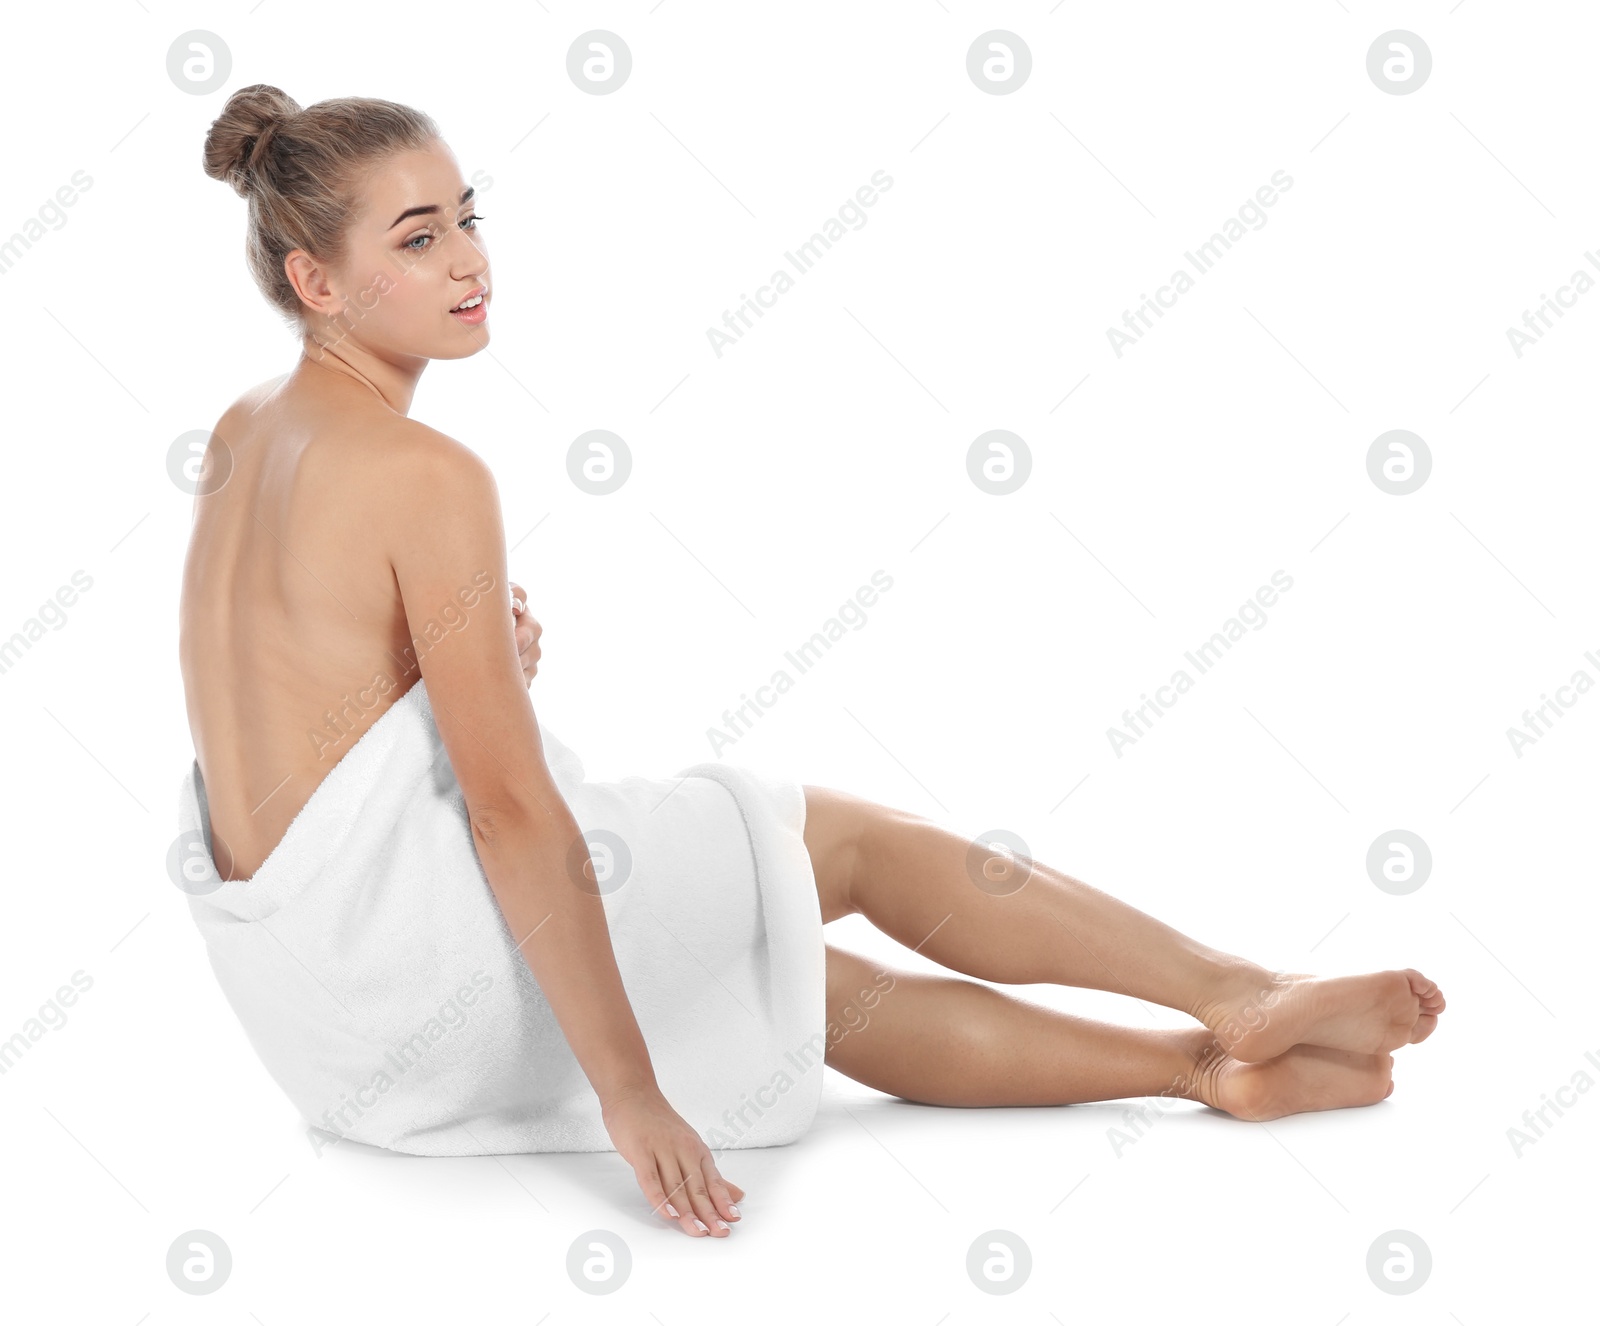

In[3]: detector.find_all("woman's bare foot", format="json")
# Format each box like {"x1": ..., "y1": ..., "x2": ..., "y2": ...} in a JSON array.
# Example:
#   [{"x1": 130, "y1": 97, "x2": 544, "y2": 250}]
[
  {"x1": 1192, "y1": 964, "x2": 1445, "y2": 1064},
  {"x1": 1186, "y1": 1041, "x2": 1396, "y2": 1121}
]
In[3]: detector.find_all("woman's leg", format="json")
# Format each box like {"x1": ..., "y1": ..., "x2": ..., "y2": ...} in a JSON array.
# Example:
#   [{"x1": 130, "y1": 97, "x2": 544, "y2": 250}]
[
  {"x1": 803, "y1": 786, "x2": 1444, "y2": 1063},
  {"x1": 821, "y1": 944, "x2": 1395, "y2": 1119}
]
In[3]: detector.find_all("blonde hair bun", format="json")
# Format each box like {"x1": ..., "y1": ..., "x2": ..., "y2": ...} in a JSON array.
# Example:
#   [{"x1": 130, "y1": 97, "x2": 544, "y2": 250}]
[{"x1": 203, "y1": 83, "x2": 303, "y2": 198}]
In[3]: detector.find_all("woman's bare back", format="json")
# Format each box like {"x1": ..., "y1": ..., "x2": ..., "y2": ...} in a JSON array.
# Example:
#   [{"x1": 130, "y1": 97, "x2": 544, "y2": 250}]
[{"x1": 179, "y1": 366, "x2": 426, "y2": 881}]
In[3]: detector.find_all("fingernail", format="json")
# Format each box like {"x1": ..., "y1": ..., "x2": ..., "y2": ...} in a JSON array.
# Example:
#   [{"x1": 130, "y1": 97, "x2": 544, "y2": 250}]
[
  {"x1": 693, "y1": 1219, "x2": 708, "y2": 1233},
  {"x1": 728, "y1": 1204, "x2": 740, "y2": 1217},
  {"x1": 665, "y1": 1203, "x2": 679, "y2": 1218}
]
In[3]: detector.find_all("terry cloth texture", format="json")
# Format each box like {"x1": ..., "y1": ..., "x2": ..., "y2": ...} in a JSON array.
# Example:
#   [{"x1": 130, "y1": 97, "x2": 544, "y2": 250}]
[{"x1": 175, "y1": 679, "x2": 827, "y2": 1155}]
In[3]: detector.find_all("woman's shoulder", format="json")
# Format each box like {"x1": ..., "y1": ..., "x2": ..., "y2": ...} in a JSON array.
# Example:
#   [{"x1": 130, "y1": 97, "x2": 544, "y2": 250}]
[
  {"x1": 213, "y1": 374, "x2": 499, "y2": 534},
  {"x1": 371, "y1": 418, "x2": 500, "y2": 499},
  {"x1": 378, "y1": 416, "x2": 481, "y2": 461},
  {"x1": 222, "y1": 374, "x2": 483, "y2": 457},
  {"x1": 331, "y1": 419, "x2": 504, "y2": 564}
]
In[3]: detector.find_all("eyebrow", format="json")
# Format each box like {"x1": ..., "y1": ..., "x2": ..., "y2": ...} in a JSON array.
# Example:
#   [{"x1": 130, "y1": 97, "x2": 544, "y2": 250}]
[{"x1": 387, "y1": 186, "x2": 475, "y2": 231}]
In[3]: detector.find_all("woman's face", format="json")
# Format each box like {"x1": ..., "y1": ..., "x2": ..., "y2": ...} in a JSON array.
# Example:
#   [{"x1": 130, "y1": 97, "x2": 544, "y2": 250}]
[{"x1": 306, "y1": 138, "x2": 491, "y2": 361}]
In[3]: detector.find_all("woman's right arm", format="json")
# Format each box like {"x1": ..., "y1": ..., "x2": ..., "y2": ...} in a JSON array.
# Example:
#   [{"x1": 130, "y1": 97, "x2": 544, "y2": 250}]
[{"x1": 375, "y1": 422, "x2": 740, "y2": 1237}]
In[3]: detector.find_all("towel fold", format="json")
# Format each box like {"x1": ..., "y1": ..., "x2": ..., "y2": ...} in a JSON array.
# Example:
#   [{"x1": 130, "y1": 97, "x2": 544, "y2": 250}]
[{"x1": 175, "y1": 679, "x2": 827, "y2": 1156}]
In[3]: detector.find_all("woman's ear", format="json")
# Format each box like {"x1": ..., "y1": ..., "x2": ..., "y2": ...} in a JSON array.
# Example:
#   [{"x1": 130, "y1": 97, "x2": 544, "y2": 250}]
[{"x1": 284, "y1": 249, "x2": 337, "y2": 318}]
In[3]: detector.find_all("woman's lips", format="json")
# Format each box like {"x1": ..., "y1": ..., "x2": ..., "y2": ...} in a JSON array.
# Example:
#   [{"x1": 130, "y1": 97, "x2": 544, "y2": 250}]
[{"x1": 451, "y1": 294, "x2": 488, "y2": 326}]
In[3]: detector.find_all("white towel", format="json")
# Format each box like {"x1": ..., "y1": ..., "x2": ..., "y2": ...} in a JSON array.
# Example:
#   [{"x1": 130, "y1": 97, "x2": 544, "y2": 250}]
[{"x1": 175, "y1": 679, "x2": 828, "y2": 1156}]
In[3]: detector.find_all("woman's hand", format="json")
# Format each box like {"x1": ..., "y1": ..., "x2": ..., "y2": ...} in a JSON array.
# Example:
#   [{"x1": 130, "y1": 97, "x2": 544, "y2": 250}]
[
  {"x1": 600, "y1": 1085, "x2": 744, "y2": 1237},
  {"x1": 508, "y1": 581, "x2": 541, "y2": 688}
]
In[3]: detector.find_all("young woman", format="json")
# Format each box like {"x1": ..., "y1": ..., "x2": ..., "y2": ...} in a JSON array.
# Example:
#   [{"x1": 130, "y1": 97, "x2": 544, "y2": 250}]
[{"x1": 180, "y1": 84, "x2": 1445, "y2": 1240}]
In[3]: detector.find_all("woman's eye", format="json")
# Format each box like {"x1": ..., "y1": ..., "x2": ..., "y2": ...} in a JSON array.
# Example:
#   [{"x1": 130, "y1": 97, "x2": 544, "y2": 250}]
[{"x1": 405, "y1": 214, "x2": 487, "y2": 252}]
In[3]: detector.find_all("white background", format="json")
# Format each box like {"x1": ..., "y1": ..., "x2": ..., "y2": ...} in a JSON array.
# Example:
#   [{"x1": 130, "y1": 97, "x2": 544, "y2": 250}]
[{"x1": 1, "y1": 0, "x2": 1594, "y2": 1318}]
